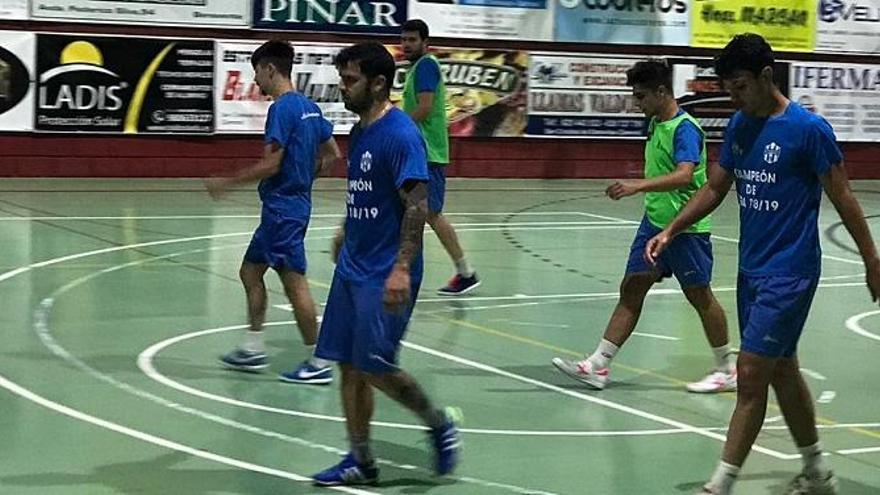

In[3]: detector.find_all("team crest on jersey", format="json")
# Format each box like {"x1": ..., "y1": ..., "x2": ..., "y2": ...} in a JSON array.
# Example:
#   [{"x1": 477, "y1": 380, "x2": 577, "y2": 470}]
[
  {"x1": 360, "y1": 151, "x2": 372, "y2": 173},
  {"x1": 763, "y1": 142, "x2": 781, "y2": 164}
]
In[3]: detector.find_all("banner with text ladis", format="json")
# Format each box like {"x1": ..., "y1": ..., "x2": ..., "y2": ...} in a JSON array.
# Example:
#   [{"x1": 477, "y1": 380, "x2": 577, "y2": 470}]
[
  {"x1": 36, "y1": 34, "x2": 215, "y2": 134},
  {"x1": 215, "y1": 40, "x2": 357, "y2": 134},
  {"x1": 790, "y1": 62, "x2": 880, "y2": 142},
  {"x1": 31, "y1": 0, "x2": 249, "y2": 26},
  {"x1": 253, "y1": 0, "x2": 407, "y2": 34},
  {"x1": 409, "y1": 0, "x2": 554, "y2": 41},
  {"x1": 690, "y1": 0, "x2": 816, "y2": 52},
  {"x1": 554, "y1": 0, "x2": 689, "y2": 45},
  {"x1": 0, "y1": 0, "x2": 28, "y2": 20},
  {"x1": 816, "y1": 0, "x2": 880, "y2": 54},
  {"x1": 0, "y1": 31, "x2": 35, "y2": 131}
]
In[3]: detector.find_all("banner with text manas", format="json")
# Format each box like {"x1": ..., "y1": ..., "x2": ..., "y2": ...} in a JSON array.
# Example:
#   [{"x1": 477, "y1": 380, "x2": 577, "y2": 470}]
[{"x1": 690, "y1": 0, "x2": 816, "y2": 52}]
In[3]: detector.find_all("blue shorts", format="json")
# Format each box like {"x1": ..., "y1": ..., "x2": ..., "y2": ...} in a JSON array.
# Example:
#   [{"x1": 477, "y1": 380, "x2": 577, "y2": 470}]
[
  {"x1": 315, "y1": 273, "x2": 421, "y2": 374},
  {"x1": 737, "y1": 274, "x2": 819, "y2": 358},
  {"x1": 625, "y1": 216, "x2": 713, "y2": 288},
  {"x1": 243, "y1": 208, "x2": 307, "y2": 273},
  {"x1": 428, "y1": 163, "x2": 446, "y2": 214}
]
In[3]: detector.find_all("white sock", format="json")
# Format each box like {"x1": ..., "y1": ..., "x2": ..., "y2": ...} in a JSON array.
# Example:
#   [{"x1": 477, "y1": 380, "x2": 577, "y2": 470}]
[
  {"x1": 454, "y1": 257, "x2": 474, "y2": 278},
  {"x1": 305, "y1": 344, "x2": 331, "y2": 368},
  {"x1": 711, "y1": 344, "x2": 736, "y2": 373},
  {"x1": 242, "y1": 331, "x2": 265, "y2": 353},
  {"x1": 587, "y1": 339, "x2": 619, "y2": 369},
  {"x1": 707, "y1": 460, "x2": 740, "y2": 494},
  {"x1": 799, "y1": 442, "x2": 830, "y2": 479}
]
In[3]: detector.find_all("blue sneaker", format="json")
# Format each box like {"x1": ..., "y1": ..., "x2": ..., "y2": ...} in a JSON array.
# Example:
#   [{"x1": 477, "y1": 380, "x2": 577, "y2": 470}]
[
  {"x1": 278, "y1": 361, "x2": 333, "y2": 385},
  {"x1": 219, "y1": 348, "x2": 268, "y2": 372},
  {"x1": 430, "y1": 417, "x2": 461, "y2": 476},
  {"x1": 312, "y1": 453, "x2": 378, "y2": 486}
]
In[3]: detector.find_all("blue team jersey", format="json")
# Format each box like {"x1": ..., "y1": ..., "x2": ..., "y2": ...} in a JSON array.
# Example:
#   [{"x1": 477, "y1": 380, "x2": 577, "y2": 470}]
[
  {"x1": 336, "y1": 107, "x2": 429, "y2": 285},
  {"x1": 258, "y1": 92, "x2": 333, "y2": 217},
  {"x1": 719, "y1": 101, "x2": 843, "y2": 277}
]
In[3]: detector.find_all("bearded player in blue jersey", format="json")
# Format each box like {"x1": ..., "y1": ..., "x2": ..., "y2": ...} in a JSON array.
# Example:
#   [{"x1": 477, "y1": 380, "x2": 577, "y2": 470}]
[
  {"x1": 206, "y1": 40, "x2": 341, "y2": 385},
  {"x1": 646, "y1": 34, "x2": 880, "y2": 495},
  {"x1": 310, "y1": 42, "x2": 460, "y2": 487}
]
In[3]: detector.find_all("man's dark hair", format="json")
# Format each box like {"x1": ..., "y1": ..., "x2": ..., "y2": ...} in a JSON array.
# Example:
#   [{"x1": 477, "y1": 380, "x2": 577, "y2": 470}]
[
  {"x1": 714, "y1": 33, "x2": 775, "y2": 79},
  {"x1": 334, "y1": 42, "x2": 396, "y2": 95},
  {"x1": 251, "y1": 40, "x2": 294, "y2": 78},
  {"x1": 625, "y1": 59, "x2": 673, "y2": 92},
  {"x1": 401, "y1": 19, "x2": 430, "y2": 40}
]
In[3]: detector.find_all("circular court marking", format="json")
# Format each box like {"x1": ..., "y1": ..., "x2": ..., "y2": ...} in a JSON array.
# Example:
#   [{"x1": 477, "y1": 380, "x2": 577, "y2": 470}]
[
  {"x1": 139, "y1": 322, "x2": 691, "y2": 438},
  {"x1": 845, "y1": 310, "x2": 880, "y2": 343}
]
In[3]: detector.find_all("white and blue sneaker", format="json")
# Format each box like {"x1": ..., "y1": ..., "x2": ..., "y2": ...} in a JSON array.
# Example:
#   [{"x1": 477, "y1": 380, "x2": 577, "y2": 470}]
[
  {"x1": 312, "y1": 453, "x2": 379, "y2": 486},
  {"x1": 219, "y1": 348, "x2": 268, "y2": 372},
  {"x1": 278, "y1": 361, "x2": 333, "y2": 385},
  {"x1": 430, "y1": 413, "x2": 461, "y2": 476}
]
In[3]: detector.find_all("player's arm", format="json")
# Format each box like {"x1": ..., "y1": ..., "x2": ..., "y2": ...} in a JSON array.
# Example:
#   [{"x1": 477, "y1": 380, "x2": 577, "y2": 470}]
[
  {"x1": 408, "y1": 92, "x2": 434, "y2": 123},
  {"x1": 316, "y1": 137, "x2": 341, "y2": 176},
  {"x1": 205, "y1": 143, "x2": 283, "y2": 199},
  {"x1": 820, "y1": 162, "x2": 880, "y2": 302},
  {"x1": 644, "y1": 163, "x2": 734, "y2": 264},
  {"x1": 606, "y1": 164, "x2": 695, "y2": 200},
  {"x1": 384, "y1": 180, "x2": 428, "y2": 310}
]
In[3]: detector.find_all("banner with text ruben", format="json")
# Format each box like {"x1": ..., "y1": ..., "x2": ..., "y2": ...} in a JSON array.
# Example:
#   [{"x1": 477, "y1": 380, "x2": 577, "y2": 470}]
[
  {"x1": 389, "y1": 46, "x2": 529, "y2": 137},
  {"x1": 31, "y1": 1, "x2": 249, "y2": 27},
  {"x1": 215, "y1": 40, "x2": 356, "y2": 134},
  {"x1": 0, "y1": 31, "x2": 35, "y2": 131},
  {"x1": 35, "y1": 34, "x2": 214, "y2": 134},
  {"x1": 790, "y1": 61, "x2": 880, "y2": 142},
  {"x1": 690, "y1": 0, "x2": 816, "y2": 51},
  {"x1": 526, "y1": 53, "x2": 644, "y2": 137}
]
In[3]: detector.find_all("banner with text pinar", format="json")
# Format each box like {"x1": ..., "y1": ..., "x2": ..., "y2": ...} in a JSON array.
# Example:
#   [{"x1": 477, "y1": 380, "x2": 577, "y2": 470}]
[
  {"x1": 215, "y1": 40, "x2": 357, "y2": 134},
  {"x1": 690, "y1": 0, "x2": 816, "y2": 52},
  {"x1": 253, "y1": 0, "x2": 407, "y2": 34}
]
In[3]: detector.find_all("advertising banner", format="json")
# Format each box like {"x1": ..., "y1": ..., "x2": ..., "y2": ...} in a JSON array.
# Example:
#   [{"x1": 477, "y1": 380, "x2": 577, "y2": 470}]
[
  {"x1": 0, "y1": 0, "x2": 28, "y2": 20},
  {"x1": 389, "y1": 47, "x2": 529, "y2": 137},
  {"x1": 215, "y1": 40, "x2": 357, "y2": 134},
  {"x1": 0, "y1": 31, "x2": 35, "y2": 131},
  {"x1": 554, "y1": 0, "x2": 689, "y2": 45},
  {"x1": 409, "y1": 0, "x2": 553, "y2": 41},
  {"x1": 669, "y1": 57, "x2": 789, "y2": 139},
  {"x1": 790, "y1": 62, "x2": 880, "y2": 141},
  {"x1": 526, "y1": 53, "x2": 644, "y2": 137},
  {"x1": 36, "y1": 34, "x2": 214, "y2": 134},
  {"x1": 816, "y1": 0, "x2": 880, "y2": 54},
  {"x1": 253, "y1": 0, "x2": 407, "y2": 34},
  {"x1": 690, "y1": 0, "x2": 816, "y2": 52},
  {"x1": 31, "y1": 0, "x2": 249, "y2": 26}
]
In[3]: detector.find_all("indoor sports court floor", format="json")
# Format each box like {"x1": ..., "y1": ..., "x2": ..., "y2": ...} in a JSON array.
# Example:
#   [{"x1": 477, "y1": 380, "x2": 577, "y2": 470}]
[{"x1": 1, "y1": 178, "x2": 879, "y2": 495}]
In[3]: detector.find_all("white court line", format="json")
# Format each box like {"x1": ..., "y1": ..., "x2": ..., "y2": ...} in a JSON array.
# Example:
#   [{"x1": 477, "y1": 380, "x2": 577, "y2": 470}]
[
  {"x1": 0, "y1": 374, "x2": 377, "y2": 495},
  {"x1": 836, "y1": 446, "x2": 880, "y2": 456},
  {"x1": 632, "y1": 332, "x2": 680, "y2": 341},
  {"x1": 0, "y1": 211, "x2": 604, "y2": 221},
  {"x1": 845, "y1": 310, "x2": 880, "y2": 342},
  {"x1": 400, "y1": 341, "x2": 797, "y2": 460}
]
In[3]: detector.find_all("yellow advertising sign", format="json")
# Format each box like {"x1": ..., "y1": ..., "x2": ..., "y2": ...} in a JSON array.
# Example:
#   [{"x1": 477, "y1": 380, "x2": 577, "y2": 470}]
[{"x1": 691, "y1": 0, "x2": 816, "y2": 52}]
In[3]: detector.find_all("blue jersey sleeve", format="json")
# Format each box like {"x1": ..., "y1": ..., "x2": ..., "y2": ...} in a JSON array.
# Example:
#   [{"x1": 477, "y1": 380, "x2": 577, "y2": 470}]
[
  {"x1": 415, "y1": 58, "x2": 441, "y2": 94},
  {"x1": 264, "y1": 99, "x2": 297, "y2": 147},
  {"x1": 719, "y1": 116, "x2": 738, "y2": 172},
  {"x1": 320, "y1": 116, "x2": 333, "y2": 142},
  {"x1": 672, "y1": 120, "x2": 703, "y2": 165},
  {"x1": 804, "y1": 116, "x2": 843, "y2": 176},
  {"x1": 389, "y1": 131, "x2": 429, "y2": 189}
]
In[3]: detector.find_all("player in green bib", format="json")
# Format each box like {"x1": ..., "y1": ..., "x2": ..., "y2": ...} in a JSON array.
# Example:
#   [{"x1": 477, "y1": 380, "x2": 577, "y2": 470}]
[
  {"x1": 400, "y1": 19, "x2": 481, "y2": 296},
  {"x1": 553, "y1": 60, "x2": 735, "y2": 393}
]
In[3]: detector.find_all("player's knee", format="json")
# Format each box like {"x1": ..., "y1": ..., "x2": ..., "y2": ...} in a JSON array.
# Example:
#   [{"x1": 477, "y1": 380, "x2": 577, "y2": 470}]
[
  {"x1": 683, "y1": 286, "x2": 715, "y2": 311},
  {"x1": 735, "y1": 358, "x2": 774, "y2": 397},
  {"x1": 619, "y1": 276, "x2": 651, "y2": 305}
]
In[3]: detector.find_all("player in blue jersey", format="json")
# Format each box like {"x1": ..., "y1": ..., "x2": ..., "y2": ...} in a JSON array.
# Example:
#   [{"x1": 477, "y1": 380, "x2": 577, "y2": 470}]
[
  {"x1": 646, "y1": 34, "x2": 880, "y2": 495},
  {"x1": 205, "y1": 40, "x2": 341, "y2": 385},
  {"x1": 310, "y1": 42, "x2": 460, "y2": 487}
]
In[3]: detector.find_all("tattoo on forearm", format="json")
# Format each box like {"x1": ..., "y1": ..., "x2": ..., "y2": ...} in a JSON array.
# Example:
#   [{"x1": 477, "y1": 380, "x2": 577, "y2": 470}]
[{"x1": 396, "y1": 181, "x2": 428, "y2": 269}]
